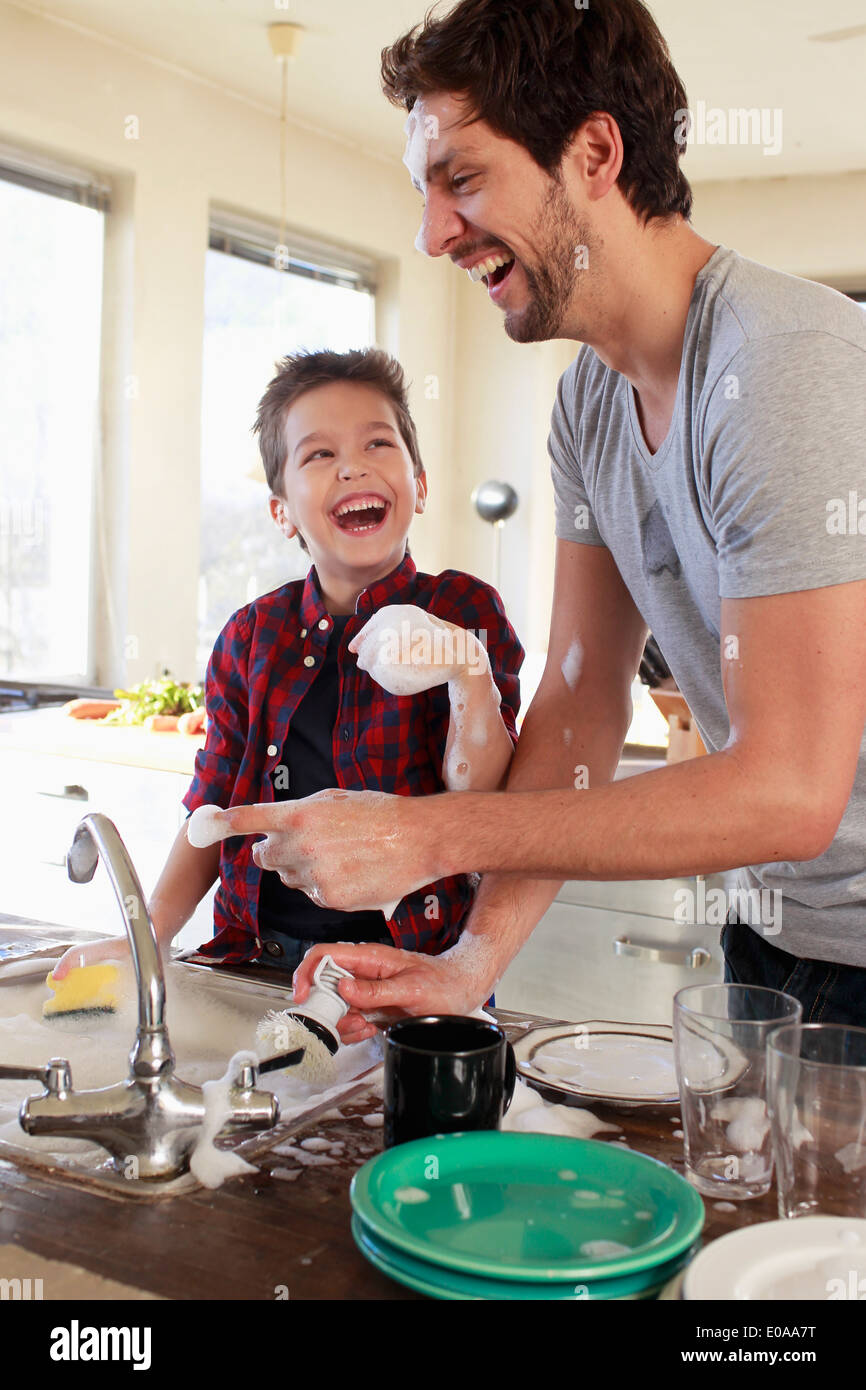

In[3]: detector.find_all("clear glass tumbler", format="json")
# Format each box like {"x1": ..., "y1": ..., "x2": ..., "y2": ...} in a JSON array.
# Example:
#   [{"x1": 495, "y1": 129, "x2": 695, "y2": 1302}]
[
  {"x1": 673, "y1": 983, "x2": 802, "y2": 1199},
  {"x1": 767, "y1": 1023, "x2": 866, "y2": 1220}
]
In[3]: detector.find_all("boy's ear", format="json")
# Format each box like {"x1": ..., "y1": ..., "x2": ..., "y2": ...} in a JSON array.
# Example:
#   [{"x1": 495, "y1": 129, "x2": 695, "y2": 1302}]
[
  {"x1": 414, "y1": 469, "x2": 428, "y2": 516},
  {"x1": 269, "y1": 492, "x2": 298, "y2": 541}
]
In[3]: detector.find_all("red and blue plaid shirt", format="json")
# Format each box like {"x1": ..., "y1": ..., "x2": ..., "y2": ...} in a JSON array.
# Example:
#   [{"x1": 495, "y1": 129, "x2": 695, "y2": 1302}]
[{"x1": 182, "y1": 552, "x2": 524, "y2": 963}]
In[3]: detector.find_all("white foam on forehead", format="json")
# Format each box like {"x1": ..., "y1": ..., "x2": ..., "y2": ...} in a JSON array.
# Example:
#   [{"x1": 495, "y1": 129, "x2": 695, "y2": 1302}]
[{"x1": 402, "y1": 108, "x2": 427, "y2": 185}]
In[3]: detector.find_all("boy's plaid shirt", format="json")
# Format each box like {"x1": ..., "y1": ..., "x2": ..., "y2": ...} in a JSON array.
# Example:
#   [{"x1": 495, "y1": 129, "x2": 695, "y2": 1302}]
[{"x1": 182, "y1": 552, "x2": 524, "y2": 962}]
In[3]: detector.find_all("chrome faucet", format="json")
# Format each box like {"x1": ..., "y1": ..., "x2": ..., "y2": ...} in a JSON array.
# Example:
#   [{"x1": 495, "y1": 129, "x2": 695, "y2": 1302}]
[{"x1": 0, "y1": 813, "x2": 278, "y2": 1180}]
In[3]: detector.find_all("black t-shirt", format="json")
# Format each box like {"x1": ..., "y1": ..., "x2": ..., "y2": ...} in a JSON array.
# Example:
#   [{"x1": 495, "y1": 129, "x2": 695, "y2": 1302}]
[{"x1": 256, "y1": 613, "x2": 389, "y2": 943}]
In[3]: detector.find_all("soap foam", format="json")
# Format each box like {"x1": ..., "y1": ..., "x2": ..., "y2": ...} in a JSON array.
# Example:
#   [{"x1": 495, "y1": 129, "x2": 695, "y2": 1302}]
[
  {"x1": 351, "y1": 605, "x2": 483, "y2": 696},
  {"x1": 501, "y1": 1080, "x2": 620, "y2": 1139},
  {"x1": 187, "y1": 805, "x2": 230, "y2": 849},
  {"x1": 189, "y1": 1050, "x2": 260, "y2": 1189}
]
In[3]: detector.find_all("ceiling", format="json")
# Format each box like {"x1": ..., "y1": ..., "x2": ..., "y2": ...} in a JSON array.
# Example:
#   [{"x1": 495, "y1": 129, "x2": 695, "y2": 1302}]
[{"x1": 9, "y1": 0, "x2": 866, "y2": 180}]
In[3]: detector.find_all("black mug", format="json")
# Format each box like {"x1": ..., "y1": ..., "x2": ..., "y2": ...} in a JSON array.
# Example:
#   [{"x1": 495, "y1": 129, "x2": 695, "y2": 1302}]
[{"x1": 383, "y1": 1015, "x2": 517, "y2": 1148}]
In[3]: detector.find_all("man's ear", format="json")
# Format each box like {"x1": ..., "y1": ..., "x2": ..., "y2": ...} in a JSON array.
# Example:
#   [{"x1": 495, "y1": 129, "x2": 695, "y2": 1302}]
[
  {"x1": 269, "y1": 492, "x2": 299, "y2": 541},
  {"x1": 414, "y1": 469, "x2": 428, "y2": 516}
]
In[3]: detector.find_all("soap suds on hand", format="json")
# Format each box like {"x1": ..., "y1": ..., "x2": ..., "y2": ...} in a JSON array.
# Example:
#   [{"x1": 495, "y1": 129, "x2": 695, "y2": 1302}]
[
  {"x1": 350, "y1": 605, "x2": 484, "y2": 696},
  {"x1": 187, "y1": 804, "x2": 232, "y2": 849}
]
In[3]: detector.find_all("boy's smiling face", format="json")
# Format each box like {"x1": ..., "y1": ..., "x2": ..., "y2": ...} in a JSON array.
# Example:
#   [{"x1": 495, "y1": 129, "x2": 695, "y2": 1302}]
[{"x1": 270, "y1": 381, "x2": 427, "y2": 603}]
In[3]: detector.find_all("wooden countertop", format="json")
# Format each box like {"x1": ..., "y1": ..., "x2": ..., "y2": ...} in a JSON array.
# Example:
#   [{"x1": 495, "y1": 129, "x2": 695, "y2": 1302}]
[
  {"x1": 0, "y1": 707, "x2": 204, "y2": 775},
  {"x1": 0, "y1": 993, "x2": 779, "y2": 1300}
]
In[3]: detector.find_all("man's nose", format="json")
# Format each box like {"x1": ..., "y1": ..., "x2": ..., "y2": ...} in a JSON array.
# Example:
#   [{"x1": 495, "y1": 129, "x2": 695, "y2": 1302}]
[{"x1": 415, "y1": 189, "x2": 464, "y2": 258}]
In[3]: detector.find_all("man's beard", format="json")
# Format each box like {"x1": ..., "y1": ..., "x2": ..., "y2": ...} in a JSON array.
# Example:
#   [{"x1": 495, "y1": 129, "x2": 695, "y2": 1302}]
[{"x1": 504, "y1": 179, "x2": 590, "y2": 344}]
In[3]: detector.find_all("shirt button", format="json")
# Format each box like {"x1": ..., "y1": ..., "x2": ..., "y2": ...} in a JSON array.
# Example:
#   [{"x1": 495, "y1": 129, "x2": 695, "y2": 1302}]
[
  {"x1": 267, "y1": 744, "x2": 278, "y2": 757},
  {"x1": 318, "y1": 617, "x2": 330, "y2": 630},
  {"x1": 254, "y1": 937, "x2": 262, "y2": 949},
  {"x1": 300, "y1": 628, "x2": 307, "y2": 638},
  {"x1": 342, "y1": 728, "x2": 350, "y2": 741},
  {"x1": 265, "y1": 940, "x2": 283, "y2": 958},
  {"x1": 304, "y1": 655, "x2": 316, "y2": 668}
]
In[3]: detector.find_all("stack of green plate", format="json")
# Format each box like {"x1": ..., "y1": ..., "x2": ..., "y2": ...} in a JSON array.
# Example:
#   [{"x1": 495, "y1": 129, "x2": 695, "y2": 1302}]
[{"x1": 350, "y1": 1132, "x2": 704, "y2": 1300}]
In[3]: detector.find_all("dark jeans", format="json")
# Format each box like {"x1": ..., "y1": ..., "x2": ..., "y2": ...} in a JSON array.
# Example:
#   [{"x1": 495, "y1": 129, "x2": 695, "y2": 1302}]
[
  {"x1": 256, "y1": 929, "x2": 394, "y2": 976},
  {"x1": 721, "y1": 915, "x2": 866, "y2": 1027}
]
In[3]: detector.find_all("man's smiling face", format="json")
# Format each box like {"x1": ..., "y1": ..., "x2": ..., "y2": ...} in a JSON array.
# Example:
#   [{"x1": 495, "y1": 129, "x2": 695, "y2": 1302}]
[{"x1": 404, "y1": 92, "x2": 590, "y2": 344}]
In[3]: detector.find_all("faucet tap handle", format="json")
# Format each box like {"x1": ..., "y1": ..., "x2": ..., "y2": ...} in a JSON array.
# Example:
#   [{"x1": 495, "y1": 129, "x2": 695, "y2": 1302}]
[
  {"x1": 233, "y1": 1061, "x2": 258, "y2": 1091},
  {"x1": 0, "y1": 1057, "x2": 72, "y2": 1094}
]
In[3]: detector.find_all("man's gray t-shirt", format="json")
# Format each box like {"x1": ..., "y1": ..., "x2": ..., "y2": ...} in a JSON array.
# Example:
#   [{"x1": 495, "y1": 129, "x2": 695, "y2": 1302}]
[{"x1": 549, "y1": 244, "x2": 866, "y2": 966}]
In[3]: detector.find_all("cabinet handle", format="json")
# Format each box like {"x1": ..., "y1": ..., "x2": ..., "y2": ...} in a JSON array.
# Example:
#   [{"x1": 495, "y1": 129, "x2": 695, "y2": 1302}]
[
  {"x1": 613, "y1": 936, "x2": 713, "y2": 969},
  {"x1": 36, "y1": 784, "x2": 89, "y2": 802}
]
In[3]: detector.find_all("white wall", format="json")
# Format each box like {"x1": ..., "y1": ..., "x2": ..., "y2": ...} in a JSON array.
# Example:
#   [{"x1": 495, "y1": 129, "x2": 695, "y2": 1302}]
[{"x1": 691, "y1": 170, "x2": 866, "y2": 286}]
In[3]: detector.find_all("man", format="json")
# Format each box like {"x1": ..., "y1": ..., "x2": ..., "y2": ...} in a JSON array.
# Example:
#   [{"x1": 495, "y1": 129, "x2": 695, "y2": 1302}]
[{"x1": 224, "y1": 0, "x2": 866, "y2": 1035}]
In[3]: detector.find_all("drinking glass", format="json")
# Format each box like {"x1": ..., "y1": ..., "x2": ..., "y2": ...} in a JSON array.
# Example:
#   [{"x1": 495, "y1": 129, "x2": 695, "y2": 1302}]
[
  {"x1": 673, "y1": 983, "x2": 802, "y2": 1199},
  {"x1": 767, "y1": 1023, "x2": 866, "y2": 1220}
]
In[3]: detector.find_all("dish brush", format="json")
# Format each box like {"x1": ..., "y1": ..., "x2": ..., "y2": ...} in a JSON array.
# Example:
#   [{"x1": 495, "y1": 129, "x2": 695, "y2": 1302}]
[{"x1": 255, "y1": 955, "x2": 354, "y2": 1081}]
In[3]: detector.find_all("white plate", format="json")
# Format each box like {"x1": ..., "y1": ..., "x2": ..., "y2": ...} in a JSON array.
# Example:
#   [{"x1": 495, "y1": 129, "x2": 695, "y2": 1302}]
[
  {"x1": 684, "y1": 1217, "x2": 866, "y2": 1300},
  {"x1": 513, "y1": 1020, "x2": 680, "y2": 1108}
]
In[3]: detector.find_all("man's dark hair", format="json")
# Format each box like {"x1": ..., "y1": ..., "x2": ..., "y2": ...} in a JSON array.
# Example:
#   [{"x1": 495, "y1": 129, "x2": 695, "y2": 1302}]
[
  {"x1": 254, "y1": 348, "x2": 424, "y2": 551},
  {"x1": 381, "y1": 0, "x2": 693, "y2": 225}
]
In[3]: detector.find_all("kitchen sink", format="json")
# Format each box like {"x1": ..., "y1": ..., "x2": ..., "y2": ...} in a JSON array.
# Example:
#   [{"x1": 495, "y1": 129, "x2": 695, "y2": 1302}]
[{"x1": 0, "y1": 947, "x2": 382, "y2": 1195}]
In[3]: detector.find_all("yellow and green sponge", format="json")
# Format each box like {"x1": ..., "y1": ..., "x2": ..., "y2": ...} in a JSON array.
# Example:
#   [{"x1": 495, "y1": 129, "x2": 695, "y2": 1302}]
[{"x1": 43, "y1": 964, "x2": 120, "y2": 1019}]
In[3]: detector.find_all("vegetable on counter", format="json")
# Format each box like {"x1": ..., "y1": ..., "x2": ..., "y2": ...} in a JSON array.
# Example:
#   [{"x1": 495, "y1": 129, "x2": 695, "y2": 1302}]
[
  {"x1": 61, "y1": 698, "x2": 123, "y2": 720},
  {"x1": 99, "y1": 675, "x2": 205, "y2": 732},
  {"x1": 177, "y1": 708, "x2": 206, "y2": 735}
]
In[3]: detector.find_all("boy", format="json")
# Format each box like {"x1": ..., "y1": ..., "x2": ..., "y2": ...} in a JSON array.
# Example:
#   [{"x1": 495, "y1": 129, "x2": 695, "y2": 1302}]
[{"x1": 54, "y1": 348, "x2": 523, "y2": 979}]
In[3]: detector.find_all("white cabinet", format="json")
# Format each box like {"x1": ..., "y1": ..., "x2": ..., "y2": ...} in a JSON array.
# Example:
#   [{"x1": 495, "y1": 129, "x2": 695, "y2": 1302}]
[
  {"x1": 497, "y1": 876, "x2": 725, "y2": 1025},
  {"x1": 0, "y1": 746, "x2": 215, "y2": 951}
]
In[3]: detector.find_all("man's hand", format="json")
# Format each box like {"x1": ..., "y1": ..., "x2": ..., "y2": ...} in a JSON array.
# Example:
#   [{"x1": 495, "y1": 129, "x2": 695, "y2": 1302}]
[
  {"x1": 291, "y1": 937, "x2": 498, "y2": 1044},
  {"x1": 220, "y1": 788, "x2": 443, "y2": 913},
  {"x1": 349, "y1": 604, "x2": 487, "y2": 696}
]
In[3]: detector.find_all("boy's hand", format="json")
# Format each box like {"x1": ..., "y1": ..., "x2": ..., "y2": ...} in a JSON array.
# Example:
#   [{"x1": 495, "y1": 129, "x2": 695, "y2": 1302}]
[
  {"x1": 348, "y1": 604, "x2": 489, "y2": 696},
  {"x1": 51, "y1": 936, "x2": 132, "y2": 981}
]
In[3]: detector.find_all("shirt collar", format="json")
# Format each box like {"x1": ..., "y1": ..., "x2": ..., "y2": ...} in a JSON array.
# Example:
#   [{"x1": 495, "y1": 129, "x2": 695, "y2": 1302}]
[{"x1": 298, "y1": 550, "x2": 418, "y2": 633}]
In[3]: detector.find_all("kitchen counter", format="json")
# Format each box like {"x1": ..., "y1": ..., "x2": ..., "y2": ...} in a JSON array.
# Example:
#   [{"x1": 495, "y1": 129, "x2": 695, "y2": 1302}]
[
  {"x1": 0, "y1": 937, "x2": 777, "y2": 1301},
  {"x1": 0, "y1": 1039, "x2": 780, "y2": 1302},
  {"x1": 0, "y1": 706, "x2": 204, "y2": 775}
]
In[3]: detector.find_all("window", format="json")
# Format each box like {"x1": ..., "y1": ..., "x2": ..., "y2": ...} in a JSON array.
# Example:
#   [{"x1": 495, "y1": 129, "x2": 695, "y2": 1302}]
[
  {"x1": 0, "y1": 150, "x2": 107, "y2": 682},
  {"x1": 198, "y1": 212, "x2": 376, "y2": 672}
]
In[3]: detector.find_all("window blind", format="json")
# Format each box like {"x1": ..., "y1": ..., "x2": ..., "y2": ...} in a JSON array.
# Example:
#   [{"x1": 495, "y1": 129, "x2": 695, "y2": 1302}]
[{"x1": 209, "y1": 207, "x2": 377, "y2": 293}]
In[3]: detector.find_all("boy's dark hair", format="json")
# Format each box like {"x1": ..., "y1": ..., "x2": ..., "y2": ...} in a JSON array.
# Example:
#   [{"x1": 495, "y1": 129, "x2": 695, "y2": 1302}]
[
  {"x1": 254, "y1": 347, "x2": 425, "y2": 552},
  {"x1": 381, "y1": 0, "x2": 693, "y2": 225}
]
